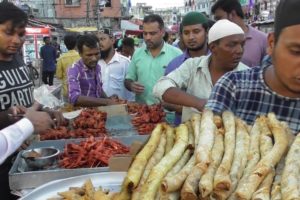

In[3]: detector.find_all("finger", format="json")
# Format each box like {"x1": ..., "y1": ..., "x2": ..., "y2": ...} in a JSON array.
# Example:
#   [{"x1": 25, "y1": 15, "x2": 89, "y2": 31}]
[{"x1": 10, "y1": 107, "x2": 18, "y2": 116}]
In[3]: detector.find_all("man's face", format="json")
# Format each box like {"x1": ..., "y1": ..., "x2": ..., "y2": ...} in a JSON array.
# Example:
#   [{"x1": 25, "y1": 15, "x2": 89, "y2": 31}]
[
  {"x1": 98, "y1": 33, "x2": 114, "y2": 52},
  {"x1": 210, "y1": 34, "x2": 245, "y2": 70},
  {"x1": 182, "y1": 24, "x2": 207, "y2": 51},
  {"x1": 214, "y1": 8, "x2": 231, "y2": 21},
  {"x1": 80, "y1": 45, "x2": 100, "y2": 69},
  {"x1": 44, "y1": 37, "x2": 51, "y2": 45},
  {"x1": 143, "y1": 22, "x2": 164, "y2": 49},
  {"x1": 269, "y1": 25, "x2": 300, "y2": 95},
  {"x1": 0, "y1": 20, "x2": 26, "y2": 59}
]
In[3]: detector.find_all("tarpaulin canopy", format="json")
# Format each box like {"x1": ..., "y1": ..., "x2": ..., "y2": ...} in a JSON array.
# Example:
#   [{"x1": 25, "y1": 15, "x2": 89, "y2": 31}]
[
  {"x1": 65, "y1": 27, "x2": 98, "y2": 32},
  {"x1": 121, "y1": 20, "x2": 140, "y2": 31}
]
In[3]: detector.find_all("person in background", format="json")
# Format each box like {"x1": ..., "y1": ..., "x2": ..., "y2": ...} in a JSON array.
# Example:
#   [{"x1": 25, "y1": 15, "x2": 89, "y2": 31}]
[
  {"x1": 163, "y1": 11, "x2": 210, "y2": 125},
  {"x1": 52, "y1": 36, "x2": 61, "y2": 58},
  {"x1": 121, "y1": 37, "x2": 135, "y2": 59},
  {"x1": 124, "y1": 14, "x2": 182, "y2": 105},
  {"x1": 97, "y1": 29, "x2": 134, "y2": 101},
  {"x1": 40, "y1": 36, "x2": 57, "y2": 85},
  {"x1": 67, "y1": 34, "x2": 116, "y2": 107},
  {"x1": 153, "y1": 19, "x2": 248, "y2": 122},
  {"x1": 172, "y1": 23, "x2": 186, "y2": 52},
  {"x1": 56, "y1": 33, "x2": 80, "y2": 101},
  {"x1": 206, "y1": 0, "x2": 300, "y2": 134},
  {"x1": 211, "y1": 0, "x2": 267, "y2": 67}
]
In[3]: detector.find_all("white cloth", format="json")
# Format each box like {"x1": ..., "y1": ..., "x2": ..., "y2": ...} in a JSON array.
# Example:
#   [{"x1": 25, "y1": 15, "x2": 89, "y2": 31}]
[
  {"x1": 208, "y1": 19, "x2": 244, "y2": 44},
  {"x1": 98, "y1": 52, "x2": 135, "y2": 101},
  {"x1": 153, "y1": 55, "x2": 249, "y2": 122},
  {"x1": 0, "y1": 118, "x2": 34, "y2": 164}
]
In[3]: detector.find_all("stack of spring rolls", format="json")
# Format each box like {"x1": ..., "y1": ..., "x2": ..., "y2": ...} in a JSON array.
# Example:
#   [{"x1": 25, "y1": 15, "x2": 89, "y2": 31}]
[{"x1": 112, "y1": 110, "x2": 298, "y2": 200}]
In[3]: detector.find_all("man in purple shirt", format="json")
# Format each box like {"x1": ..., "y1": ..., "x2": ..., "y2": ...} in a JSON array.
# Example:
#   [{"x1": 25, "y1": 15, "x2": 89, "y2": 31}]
[
  {"x1": 164, "y1": 12, "x2": 210, "y2": 125},
  {"x1": 67, "y1": 34, "x2": 115, "y2": 107},
  {"x1": 212, "y1": 0, "x2": 267, "y2": 67}
]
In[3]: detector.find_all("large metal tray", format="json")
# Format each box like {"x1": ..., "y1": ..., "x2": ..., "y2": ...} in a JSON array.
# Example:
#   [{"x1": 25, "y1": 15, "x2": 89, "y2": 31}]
[
  {"x1": 9, "y1": 135, "x2": 148, "y2": 191},
  {"x1": 20, "y1": 172, "x2": 126, "y2": 200}
]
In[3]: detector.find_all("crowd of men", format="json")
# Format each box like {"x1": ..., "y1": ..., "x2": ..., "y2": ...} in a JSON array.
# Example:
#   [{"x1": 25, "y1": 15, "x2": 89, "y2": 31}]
[{"x1": 1, "y1": 0, "x2": 300, "y2": 198}]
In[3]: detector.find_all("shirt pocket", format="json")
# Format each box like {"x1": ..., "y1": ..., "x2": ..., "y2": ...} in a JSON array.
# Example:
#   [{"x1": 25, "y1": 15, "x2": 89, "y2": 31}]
[{"x1": 109, "y1": 73, "x2": 124, "y2": 90}]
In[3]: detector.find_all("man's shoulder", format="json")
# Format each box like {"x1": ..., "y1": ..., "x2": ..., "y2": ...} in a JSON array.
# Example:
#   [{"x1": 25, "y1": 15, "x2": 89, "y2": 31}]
[
  {"x1": 249, "y1": 26, "x2": 267, "y2": 39},
  {"x1": 164, "y1": 43, "x2": 182, "y2": 54},
  {"x1": 115, "y1": 52, "x2": 131, "y2": 63},
  {"x1": 224, "y1": 66, "x2": 261, "y2": 82}
]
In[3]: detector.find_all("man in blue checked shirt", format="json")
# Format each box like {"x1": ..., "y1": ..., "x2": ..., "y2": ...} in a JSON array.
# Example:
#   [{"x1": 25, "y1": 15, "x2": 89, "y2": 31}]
[{"x1": 205, "y1": 0, "x2": 300, "y2": 134}]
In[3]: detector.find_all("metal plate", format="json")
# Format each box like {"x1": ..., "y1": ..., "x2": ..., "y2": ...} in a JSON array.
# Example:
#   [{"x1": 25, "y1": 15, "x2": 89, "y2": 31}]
[
  {"x1": 9, "y1": 135, "x2": 148, "y2": 191},
  {"x1": 20, "y1": 172, "x2": 126, "y2": 200}
]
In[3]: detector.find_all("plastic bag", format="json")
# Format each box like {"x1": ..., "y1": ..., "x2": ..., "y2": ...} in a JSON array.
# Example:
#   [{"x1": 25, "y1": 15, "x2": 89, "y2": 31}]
[{"x1": 33, "y1": 84, "x2": 64, "y2": 109}]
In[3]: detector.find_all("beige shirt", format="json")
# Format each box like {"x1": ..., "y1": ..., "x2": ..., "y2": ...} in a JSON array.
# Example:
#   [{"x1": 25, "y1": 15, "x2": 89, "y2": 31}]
[{"x1": 153, "y1": 55, "x2": 249, "y2": 122}]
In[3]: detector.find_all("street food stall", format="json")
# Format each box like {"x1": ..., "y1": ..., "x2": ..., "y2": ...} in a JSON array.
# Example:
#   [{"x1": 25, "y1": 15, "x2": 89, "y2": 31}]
[{"x1": 9, "y1": 104, "x2": 300, "y2": 200}]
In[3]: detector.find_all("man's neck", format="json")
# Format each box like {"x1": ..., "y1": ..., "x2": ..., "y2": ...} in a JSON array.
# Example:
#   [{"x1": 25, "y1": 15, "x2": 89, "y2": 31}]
[
  {"x1": 103, "y1": 48, "x2": 115, "y2": 63},
  {"x1": 149, "y1": 41, "x2": 164, "y2": 57},
  {"x1": 209, "y1": 57, "x2": 232, "y2": 85},
  {"x1": 188, "y1": 45, "x2": 208, "y2": 58},
  {"x1": 0, "y1": 53, "x2": 13, "y2": 62},
  {"x1": 236, "y1": 19, "x2": 248, "y2": 33},
  {"x1": 265, "y1": 66, "x2": 300, "y2": 98}
]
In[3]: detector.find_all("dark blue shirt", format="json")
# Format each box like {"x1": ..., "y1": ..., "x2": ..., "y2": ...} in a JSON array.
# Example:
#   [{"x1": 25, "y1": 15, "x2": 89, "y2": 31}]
[{"x1": 40, "y1": 45, "x2": 57, "y2": 72}]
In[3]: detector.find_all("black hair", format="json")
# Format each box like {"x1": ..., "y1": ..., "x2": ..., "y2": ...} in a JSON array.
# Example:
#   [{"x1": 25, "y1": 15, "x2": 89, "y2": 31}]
[
  {"x1": 122, "y1": 37, "x2": 134, "y2": 48},
  {"x1": 76, "y1": 34, "x2": 99, "y2": 53},
  {"x1": 143, "y1": 14, "x2": 164, "y2": 29},
  {"x1": 274, "y1": 0, "x2": 300, "y2": 43},
  {"x1": 43, "y1": 36, "x2": 50, "y2": 42},
  {"x1": 64, "y1": 33, "x2": 78, "y2": 50},
  {"x1": 0, "y1": 2, "x2": 28, "y2": 29},
  {"x1": 207, "y1": 19, "x2": 216, "y2": 29},
  {"x1": 211, "y1": 0, "x2": 244, "y2": 19}
]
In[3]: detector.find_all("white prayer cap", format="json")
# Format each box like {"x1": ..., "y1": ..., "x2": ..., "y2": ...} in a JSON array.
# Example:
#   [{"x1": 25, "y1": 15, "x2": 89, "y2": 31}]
[{"x1": 208, "y1": 19, "x2": 244, "y2": 44}]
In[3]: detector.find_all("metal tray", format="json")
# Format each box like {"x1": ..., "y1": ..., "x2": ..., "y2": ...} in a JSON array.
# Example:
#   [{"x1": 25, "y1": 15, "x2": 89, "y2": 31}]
[
  {"x1": 9, "y1": 135, "x2": 148, "y2": 191},
  {"x1": 20, "y1": 172, "x2": 126, "y2": 200}
]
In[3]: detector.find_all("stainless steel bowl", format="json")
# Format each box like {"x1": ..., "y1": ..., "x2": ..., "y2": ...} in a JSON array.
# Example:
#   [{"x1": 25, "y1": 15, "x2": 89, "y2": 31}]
[{"x1": 21, "y1": 147, "x2": 60, "y2": 169}]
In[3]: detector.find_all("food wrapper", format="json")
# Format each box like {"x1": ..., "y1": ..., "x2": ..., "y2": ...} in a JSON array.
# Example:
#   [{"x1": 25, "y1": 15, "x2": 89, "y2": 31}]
[{"x1": 33, "y1": 84, "x2": 64, "y2": 109}]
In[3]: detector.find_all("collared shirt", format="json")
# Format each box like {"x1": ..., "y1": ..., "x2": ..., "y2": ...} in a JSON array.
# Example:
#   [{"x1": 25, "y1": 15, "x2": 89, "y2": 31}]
[
  {"x1": 56, "y1": 50, "x2": 80, "y2": 97},
  {"x1": 165, "y1": 50, "x2": 190, "y2": 75},
  {"x1": 0, "y1": 118, "x2": 33, "y2": 164},
  {"x1": 40, "y1": 44, "x2": 57, "y2": 72},
  {"x1": 153, "y1": 55, "x2": 249, "y2": 122},
  {"x1": 98, "y1": 52, "x2": 134, "y2": 101},
  {"x1": 126, "y1": 42, "x2": 182, "y2": 104},
  {"x1": 205, "y1": 66, "x2": 300, "y2": 134},
  {"x1": 242, "y1": 25, "x2": 267, "y2": 68},
  {"x1": 67, "y1": 59, "x2": 103, "y2": 104}
]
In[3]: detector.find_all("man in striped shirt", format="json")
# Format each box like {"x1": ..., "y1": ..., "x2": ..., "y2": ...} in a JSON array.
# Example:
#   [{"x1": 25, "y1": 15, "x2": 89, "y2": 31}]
[
  {"x1": 67, "y1": 34, "x2": 116, "y2": 107},
  {"x1": 206, "y1": 0, "x2": 300, "y2": 134}
]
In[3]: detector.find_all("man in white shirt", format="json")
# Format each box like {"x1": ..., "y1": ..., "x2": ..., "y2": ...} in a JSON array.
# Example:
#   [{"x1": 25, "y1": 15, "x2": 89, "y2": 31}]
[
  {"x1": 97, "y1": 29, "x2": 134, "y2": 101},
  {"x1": 153, "y1": 19, "x2": 249, "y2": 122},
  {"x1": 0, "y1": 105, "x2": 54, "y2": 164}
]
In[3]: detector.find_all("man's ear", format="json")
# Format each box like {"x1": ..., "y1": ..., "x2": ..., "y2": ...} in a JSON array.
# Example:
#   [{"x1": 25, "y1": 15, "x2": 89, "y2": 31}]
[
  {"x1": 209, "y1": 42, "x2": 217, "y2": 53},
  {"x1": 267, "y1": 32, "x2": 275, "y2": 55}
]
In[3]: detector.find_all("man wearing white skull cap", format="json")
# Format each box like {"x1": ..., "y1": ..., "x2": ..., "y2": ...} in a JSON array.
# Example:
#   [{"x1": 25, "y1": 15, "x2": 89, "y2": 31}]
[{"x1": 153, "y1": 19, "x2": 249, "y2": 122}]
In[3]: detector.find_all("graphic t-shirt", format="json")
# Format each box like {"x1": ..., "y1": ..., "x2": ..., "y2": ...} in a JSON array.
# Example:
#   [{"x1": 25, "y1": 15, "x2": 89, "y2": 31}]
[{"x1": 0, "y1": 55, "x2": 34, "y2": 111}]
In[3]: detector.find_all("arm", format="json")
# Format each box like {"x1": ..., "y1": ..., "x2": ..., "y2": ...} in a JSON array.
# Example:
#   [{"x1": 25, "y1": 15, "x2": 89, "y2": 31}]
[
  {"x1": 124, "y1": 54, "x2": 144, "y2": 94},
  {"x1": 163, "y1": 88, "x2": 207, "y2": 111},
  {"x1": 0, "y1": 108, "x2": 54, "y2": 164},
  {"x1": 0, "y1": 118, "x2": 34, "y2": 164},
  {"x1": 75, "y1": 96, "x2": 115, "y2": 107},
  {"x1": 55, "y1": 58, "x2": 63, "y2": 79}
]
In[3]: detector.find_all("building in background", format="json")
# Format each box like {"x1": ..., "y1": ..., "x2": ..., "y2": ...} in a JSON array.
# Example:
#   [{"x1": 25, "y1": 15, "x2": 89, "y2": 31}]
[{"x1": 130, "y1": 2, "x2": 153, "y2": 20}]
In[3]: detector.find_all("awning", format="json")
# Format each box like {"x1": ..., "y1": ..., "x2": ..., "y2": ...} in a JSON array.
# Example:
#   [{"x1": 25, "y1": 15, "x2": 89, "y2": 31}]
[
  {"x1": 121, "y1": 20, "x2": 140, "y2": 31},
  {"x1": 65, "y1": 27, "x2": 98, "y2": 33}
]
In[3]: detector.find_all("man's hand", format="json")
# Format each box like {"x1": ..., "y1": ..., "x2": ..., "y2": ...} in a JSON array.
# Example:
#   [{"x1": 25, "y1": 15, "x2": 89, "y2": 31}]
[
  {"x1": 44, "y1": 109, "x2": 65, "y2": 126},
  {"x1": 130, "y1": 82, "x2": 145, "y2": 94},
  {"x1": 7, "y1": 106, "x2": 27, "y2": 123},
  {"x1": 25, "y1": 109, "x2": 55, "y2": 134}
]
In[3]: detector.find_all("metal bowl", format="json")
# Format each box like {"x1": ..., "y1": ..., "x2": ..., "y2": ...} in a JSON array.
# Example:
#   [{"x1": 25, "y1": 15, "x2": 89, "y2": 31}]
[{"x1": 21, "y1": 147, "x2": 60, "y2": 170}]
